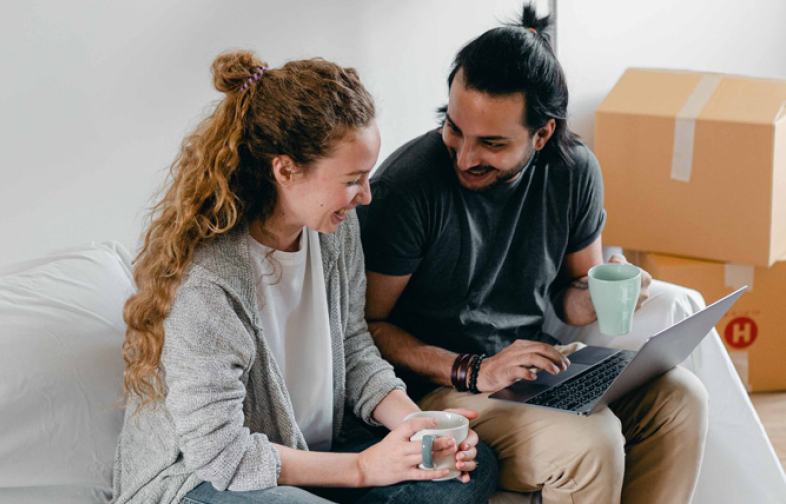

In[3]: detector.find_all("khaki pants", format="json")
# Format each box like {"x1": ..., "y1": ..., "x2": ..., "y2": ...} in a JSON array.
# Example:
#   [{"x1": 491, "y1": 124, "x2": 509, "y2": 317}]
[{"x1": 418, "y1": 346, "x2": 709, "y2": 504}]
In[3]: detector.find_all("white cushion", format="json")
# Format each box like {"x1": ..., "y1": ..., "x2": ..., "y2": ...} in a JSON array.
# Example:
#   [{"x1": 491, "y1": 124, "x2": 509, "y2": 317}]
[{"x1": 0, "y1": 242, "x2": 135, "y2": 502}]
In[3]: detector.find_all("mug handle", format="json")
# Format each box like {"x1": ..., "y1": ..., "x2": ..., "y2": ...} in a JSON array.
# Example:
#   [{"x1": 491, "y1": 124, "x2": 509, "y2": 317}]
[{"x1": 421, "y1": 434, "x2": 435, "y2": 470}]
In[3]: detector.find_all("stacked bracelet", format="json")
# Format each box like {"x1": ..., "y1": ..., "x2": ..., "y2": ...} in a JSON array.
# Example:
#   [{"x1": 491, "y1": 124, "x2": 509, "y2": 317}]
[
  {"x1": 450, "y1": 353, "x2": 471, "y2": 391},
  {"x1": 457, "y1": 354, "x2": 473, "y2": 392},
  {"x1": 449, "y1": 353, "x2": 464, "y2": 388},
  {"x1": 469, "y1": 354, "x2": 486, "y2": 394},
  {"x1": 451, "y1": 353, "x2": 486, "y2": 393}
]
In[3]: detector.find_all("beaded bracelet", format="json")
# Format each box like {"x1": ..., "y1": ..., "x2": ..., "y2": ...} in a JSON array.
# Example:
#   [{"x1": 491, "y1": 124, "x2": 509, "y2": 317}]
[
  {"x1": 469, "y1": 354, "x2": 486, "y2": 394},
  {"x1": 465, "y1": 354, "x2": 480, "y2": 390}
]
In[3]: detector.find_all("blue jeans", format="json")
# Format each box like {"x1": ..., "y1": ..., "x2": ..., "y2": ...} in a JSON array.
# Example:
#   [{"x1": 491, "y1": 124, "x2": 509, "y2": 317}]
[{"x1": 182, "y1": 437, "x2": 498, "y2": 504}]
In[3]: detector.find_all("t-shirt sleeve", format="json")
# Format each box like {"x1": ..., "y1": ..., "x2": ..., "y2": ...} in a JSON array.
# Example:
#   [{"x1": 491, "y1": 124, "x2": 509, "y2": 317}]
[
  {"x1": 566, "y1": 146, "x2": 606, "y2": 254},
  {"x1": 358, "y1": 179, "x2": 427, "y2": 276}
]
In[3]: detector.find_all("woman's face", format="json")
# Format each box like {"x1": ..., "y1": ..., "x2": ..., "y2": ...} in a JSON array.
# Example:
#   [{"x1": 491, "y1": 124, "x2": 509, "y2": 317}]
[{"x1": 279, "y1": 123, "x2": 380, "y2": 235}]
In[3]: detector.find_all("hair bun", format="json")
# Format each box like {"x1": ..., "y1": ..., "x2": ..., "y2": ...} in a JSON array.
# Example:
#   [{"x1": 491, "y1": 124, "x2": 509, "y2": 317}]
[
  {"x1": 211, "y1": 49, "x2": 268, "y2": 94},
  {"x1": 512, "y1": 3, "x2": 553, "y2": 44}
]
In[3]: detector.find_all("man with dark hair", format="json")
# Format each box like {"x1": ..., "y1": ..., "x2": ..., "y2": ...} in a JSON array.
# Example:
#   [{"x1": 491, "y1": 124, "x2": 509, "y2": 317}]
[{"x1": 358, "y1": 5, "x2": 709, "y2": 504}]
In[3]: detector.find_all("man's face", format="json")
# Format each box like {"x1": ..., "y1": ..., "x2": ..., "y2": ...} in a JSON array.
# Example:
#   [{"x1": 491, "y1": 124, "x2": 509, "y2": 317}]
[{"x1": 442, "y1": 70, "x2": 538, "y2": 192}]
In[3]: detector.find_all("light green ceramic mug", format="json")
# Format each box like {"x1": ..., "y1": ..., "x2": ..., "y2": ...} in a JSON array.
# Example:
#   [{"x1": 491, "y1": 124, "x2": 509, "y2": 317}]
[{"x1": 588, "y1": 263, "x2": 642, "y2": 336}]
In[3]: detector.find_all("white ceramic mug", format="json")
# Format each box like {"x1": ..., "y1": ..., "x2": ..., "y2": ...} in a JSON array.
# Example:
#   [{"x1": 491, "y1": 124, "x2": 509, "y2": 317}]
[{"x1": 404, "y1": 411, "x2": 469, "y2": 481}]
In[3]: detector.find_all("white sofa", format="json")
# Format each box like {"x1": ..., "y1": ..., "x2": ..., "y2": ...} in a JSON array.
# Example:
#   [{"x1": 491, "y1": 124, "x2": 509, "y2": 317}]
[{"x1": 1, "y1": 242, "x2": 785, "y2": 504}]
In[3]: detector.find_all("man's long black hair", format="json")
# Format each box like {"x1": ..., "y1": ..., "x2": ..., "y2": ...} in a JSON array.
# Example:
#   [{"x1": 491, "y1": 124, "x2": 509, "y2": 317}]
[{"x1": 442, "y1": 3, "x2": 580, "y2": 167}]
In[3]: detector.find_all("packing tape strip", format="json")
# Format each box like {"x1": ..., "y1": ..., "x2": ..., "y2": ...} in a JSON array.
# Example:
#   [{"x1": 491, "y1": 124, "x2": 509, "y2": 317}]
[
  {"x1": 724, "y1": 263, "x2": 754, "y2": 292},
  {"x1": 671, "y1": 74, "x2": 723, "y2": 182},
  {"x1": 777, "y1": 100, "x2": 786, "y2": 121}
]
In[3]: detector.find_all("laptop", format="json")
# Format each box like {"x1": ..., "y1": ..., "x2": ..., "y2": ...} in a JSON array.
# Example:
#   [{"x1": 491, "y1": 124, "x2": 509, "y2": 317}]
[{"x1": 489, "y1": 287, "x2": 746, "y2": 416}]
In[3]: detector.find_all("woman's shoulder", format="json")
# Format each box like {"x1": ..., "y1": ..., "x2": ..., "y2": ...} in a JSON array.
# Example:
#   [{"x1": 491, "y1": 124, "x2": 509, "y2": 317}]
[
  {"x1": 165, "y1": 261, "x2": 257, "y2": 363},
  {"x1": 185, "y1": 225, "x2": 255, "y2": 286},
  {"x1": 174, "y1": 225, "x2": 259, "y2": 327}
]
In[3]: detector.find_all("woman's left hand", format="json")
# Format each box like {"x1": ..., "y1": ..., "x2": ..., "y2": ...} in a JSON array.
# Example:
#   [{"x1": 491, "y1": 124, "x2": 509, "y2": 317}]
[{"x1": 439, "y1": 408, "x2": 480, "y2": 483}]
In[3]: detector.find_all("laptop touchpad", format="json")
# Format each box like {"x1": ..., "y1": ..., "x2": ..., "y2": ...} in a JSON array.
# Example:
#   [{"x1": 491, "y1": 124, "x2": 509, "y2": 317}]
[{"x1": 568, "y1": 345, "x2": 621, "y2": 365}]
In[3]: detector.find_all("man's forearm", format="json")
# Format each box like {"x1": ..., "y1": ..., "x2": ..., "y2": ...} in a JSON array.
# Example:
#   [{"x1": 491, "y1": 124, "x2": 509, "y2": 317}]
[
  {"x1": 367, "y1": 321, "x2": 458, "y2": 387},
  {"x1": 555, "y1": 276, "x2": 598, "y2": 326}
]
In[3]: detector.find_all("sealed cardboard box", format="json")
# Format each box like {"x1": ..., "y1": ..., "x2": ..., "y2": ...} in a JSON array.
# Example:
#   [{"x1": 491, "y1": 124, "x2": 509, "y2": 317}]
[
  {"x1": 595, "y1": 68, "x2": 786, "y2": 266},
  {"x1": 630, "y1": 251, "x2": 786, "y2": 392}
]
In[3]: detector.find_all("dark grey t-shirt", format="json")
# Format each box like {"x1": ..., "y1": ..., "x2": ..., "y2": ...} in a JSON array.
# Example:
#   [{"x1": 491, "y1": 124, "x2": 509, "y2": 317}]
[{"x1": 358, "y1": 129, "x2": 605, "y2": 397}]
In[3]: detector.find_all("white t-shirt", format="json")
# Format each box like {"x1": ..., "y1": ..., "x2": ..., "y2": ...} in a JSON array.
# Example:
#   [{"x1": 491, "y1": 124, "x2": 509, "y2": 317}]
[{"x1": 248, "y1": 228, "x2": 333, "y2": 451}]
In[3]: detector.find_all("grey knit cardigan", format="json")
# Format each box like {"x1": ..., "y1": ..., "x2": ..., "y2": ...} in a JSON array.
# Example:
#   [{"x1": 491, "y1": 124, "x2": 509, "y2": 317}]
[{"x1": 111, "y1": 211, "x2": 405, "y2": 504}]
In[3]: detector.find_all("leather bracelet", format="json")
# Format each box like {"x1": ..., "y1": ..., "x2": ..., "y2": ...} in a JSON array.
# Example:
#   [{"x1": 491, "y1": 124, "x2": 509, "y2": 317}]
[
  {"x1": 455, "y1": 354, "x2": 473, "y2": 392},
  {"x1": 463, "y1": 354, "x2": 478, "y2": 391},
  {"x1": 469, "y1": 354, "x2": 486, "y2": 394},
  {"x1": 451, "y1": 353, "x2": 470, "y2": 390},
  {"x1": 450, "y1": 354, "x2": 462, "y2": 388}
]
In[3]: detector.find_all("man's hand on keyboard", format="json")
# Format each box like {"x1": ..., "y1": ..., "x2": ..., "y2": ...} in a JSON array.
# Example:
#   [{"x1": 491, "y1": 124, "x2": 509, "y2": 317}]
[{"x1": 476, "y1": 340, "x2": 571, "y2": 394}]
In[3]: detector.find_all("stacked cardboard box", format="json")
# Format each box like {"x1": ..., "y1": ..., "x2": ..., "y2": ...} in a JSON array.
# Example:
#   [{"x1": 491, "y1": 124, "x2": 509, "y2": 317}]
[
  {"x1": 595, "y1": 68, "x2": 786, "y2": 391},
  {"x1": 625, "y1": 251, "x2": 786, "y2": 392}
]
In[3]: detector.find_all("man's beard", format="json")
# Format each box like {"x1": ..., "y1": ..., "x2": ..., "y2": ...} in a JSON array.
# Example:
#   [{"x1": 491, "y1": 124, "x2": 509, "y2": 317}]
[{"x1": 457, "y1": 151, "x2": 535, "y2": 193}]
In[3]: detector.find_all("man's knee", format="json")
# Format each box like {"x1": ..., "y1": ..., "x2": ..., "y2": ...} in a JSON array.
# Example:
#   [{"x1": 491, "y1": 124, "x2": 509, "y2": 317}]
[{"x1": 654, "y1": 366, "x2": 709, "y2": 425}]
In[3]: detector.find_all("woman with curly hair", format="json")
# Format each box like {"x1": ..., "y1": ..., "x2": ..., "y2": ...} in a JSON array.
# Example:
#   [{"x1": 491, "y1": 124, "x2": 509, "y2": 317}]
[{"x1": 110, "y1": 49, "x2": 497, "y2": 504}]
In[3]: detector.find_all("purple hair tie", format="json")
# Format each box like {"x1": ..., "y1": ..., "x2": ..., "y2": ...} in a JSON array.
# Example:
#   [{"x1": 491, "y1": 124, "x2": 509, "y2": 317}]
[{"x1": 238, "y1": 66, "x2": 267, "y2": 93}]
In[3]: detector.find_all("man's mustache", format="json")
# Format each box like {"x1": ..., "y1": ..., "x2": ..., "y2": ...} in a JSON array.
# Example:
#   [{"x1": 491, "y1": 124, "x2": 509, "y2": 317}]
[
  {"x1": 448, "y1": 150, "x2": 497, "y2": 174},
  {"x1": 466, "y1": 165, "x2": 496, "y2": 174}
]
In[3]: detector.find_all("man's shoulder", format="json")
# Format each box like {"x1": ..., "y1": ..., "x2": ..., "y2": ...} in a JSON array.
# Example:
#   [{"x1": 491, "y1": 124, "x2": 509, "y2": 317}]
[
  {"x1": 541, "y1": 141, "x2": 601, "y2": 182},
  {"x1": 547, "y1": 141, "x2": 594, "y2": 170},
  {"x1": 569, "y1": 141, "x2": 597, "y2": 167}
]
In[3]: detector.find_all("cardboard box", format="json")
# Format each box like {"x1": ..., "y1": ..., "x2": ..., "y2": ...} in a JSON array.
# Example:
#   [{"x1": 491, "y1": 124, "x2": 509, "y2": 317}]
[
  {"x1": 595, "y1": 68, "x2": 786, "y2": 266},
  {"x1": 629, "y1": 250, "x2": 786, "y2": 392}
]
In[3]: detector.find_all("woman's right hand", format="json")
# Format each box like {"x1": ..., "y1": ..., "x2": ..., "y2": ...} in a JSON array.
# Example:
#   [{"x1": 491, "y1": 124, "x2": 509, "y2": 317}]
[{"x1": 355, "y1": 417, "x2": 458, "y2": 487}]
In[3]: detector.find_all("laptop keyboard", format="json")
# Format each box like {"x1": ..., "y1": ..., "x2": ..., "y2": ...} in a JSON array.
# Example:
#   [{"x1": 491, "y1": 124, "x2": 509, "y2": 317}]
[{"x1": 525, "y1": 352, "x2": 634, "y2": 412}]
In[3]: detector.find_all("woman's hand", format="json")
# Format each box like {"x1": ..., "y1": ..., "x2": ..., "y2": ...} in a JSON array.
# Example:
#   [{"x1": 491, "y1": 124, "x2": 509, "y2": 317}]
[
  {"x1": 442, "y1": 409, "x2": 480, "y2": 483},
  {"x1": 355, "y1": 417, "x2": 457, "y2": 486}
]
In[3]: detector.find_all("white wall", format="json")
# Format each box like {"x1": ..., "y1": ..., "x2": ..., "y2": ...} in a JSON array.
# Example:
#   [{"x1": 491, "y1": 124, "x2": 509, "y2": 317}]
[
  {"x1": 8, "y1": 0, "x2": 784, "y2": 268},
  {"x1": 353, "y1": 0, "x2": 543, "y2": 166},
  {"x1": 0, "y1": 0, "x2": 533, "y2": 267},
  {"x1": 556, "y1": 0, "x2": 786, "y2": 148}
]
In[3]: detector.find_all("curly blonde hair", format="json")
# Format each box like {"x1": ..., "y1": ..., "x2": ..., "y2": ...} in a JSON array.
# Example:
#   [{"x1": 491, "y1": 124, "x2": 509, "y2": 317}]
[{"x1": 122, "y1": 49, "x2": 375, "y2": 412}]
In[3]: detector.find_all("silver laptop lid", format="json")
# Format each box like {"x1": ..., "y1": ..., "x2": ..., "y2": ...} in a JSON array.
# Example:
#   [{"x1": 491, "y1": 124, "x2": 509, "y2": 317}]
[{"x1": 589, "y1": 286, "x2": 746, "y2": 414}]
